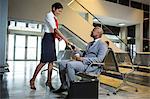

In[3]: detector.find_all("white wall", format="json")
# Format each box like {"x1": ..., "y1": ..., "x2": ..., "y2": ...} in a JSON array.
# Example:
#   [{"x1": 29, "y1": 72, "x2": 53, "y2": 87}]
[{"x1": 8, "y1": 0, "x2": 73, "y2": 22}]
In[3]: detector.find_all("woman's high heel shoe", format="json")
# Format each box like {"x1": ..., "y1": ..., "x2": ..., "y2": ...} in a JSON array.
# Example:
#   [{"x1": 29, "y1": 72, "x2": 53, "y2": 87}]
[
  {"x1": 30, "y1": 79, "x2": 36, "y2": 90},
  {"x1": 45, "y1": 81, "x2": 54, "y2": 90}
]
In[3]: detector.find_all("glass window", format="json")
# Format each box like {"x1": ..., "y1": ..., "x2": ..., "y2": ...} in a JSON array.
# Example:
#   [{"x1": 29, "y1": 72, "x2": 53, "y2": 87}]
[
  {"x1": 28, "y1": 23, "x2": 37, "y2": 29},
  {"x1": 16, "y1": 22, "x2": 26, "y2": 29},
  {"x1": 8, "y1": 34, "x2": 14, "y2": 60},
  {"x1": 105, "y1": 0, "x2": 117, "y2": 3},
  {"x1": 15, "y1": 35, "x2": 26, "y2": 60},
  {"x1": 79, "y1": 12, "x2": 88, "y2": 21},
  {"x1": 143, "y1": 4, "x2": 149, "y2": 12},
  {"x1": 143, "y1": 20, "x2": 149, "y2": 38},
  {"x1": 9, "y1": 21, "x2": 42, "y2": 32},
  {"x1": 131, "y1": 1, "x2": 142, "y2": 10},
  {"x1": 103, "y1": 25, "x2": 120, "y2": 36},
  {"x1": 27, "y1": 36, "x2": 37, "y2": 60},
  {"x1": 127, "y1": 25, "x2": 135, "y2": 37},
  {"x1": 37, "y1": 37, "x2": 42, "y2": 60},
  {"x1": 9, "y1": 21, "x2": 16, "y2": 28},
  {"x1": 119, "y1": 0, "x2": 129, "y2": 6}
]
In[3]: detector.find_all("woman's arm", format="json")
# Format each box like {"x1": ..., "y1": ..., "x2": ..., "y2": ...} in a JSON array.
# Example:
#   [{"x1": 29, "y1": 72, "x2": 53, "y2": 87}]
[{"x1": 54, "y1": 28, "x2": 70, "y2": 44}]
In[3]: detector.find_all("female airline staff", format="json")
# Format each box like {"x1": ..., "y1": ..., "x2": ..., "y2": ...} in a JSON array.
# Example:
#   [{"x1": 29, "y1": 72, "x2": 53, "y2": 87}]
[{"x1": 30, "y1": 2, "x2": 70, "y2": 90}]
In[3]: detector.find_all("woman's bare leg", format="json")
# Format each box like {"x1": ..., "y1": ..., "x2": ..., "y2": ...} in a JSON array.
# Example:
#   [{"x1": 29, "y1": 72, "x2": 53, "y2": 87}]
[
  {"x1": 30, "y1": 62, "x2": 46, "y2": 89},
  {"x1": 47, "y1": 62, "x2": 53, "y2": 83}
]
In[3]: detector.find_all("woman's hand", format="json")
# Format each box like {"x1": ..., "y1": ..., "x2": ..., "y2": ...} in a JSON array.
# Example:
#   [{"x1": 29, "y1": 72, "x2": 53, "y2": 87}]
[
  {"x1": 66, "y1": 41, "x2": 72, "y2": 45},
  {"x1": 66, "y1": 41, "x2": 75, "y2": 50}
]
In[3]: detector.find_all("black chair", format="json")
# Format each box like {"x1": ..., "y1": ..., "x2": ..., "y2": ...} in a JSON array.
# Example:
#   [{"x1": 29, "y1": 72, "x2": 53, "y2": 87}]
[
  {"x1": 78, "y1": 49, "x2": 138, "y2": 94},
  {"x1": 114, "y1": 52, "x2": 138, "y2": 92},
  {"x1": 75, "y1": 49, "x2": 111, "y2": 96},
  {"x1": 115, "y1": 52, "x2": 138, "y2": 70},
  {"x1": 103, "y1": 50, "x2": 138, "y2": 94},
  {"x1": 133, "y1": 52, "x2": 150, "y2": 67}
]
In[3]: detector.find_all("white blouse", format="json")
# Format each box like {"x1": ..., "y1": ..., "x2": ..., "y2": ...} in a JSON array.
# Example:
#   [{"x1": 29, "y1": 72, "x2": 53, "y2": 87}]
[{"x1": 43, "y1": 11, "x2": 57, "y2": 33}]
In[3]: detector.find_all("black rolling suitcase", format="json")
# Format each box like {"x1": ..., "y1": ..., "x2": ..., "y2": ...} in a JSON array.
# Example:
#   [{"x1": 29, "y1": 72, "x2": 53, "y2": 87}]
[{"x1": 67, "y1": 74, "x2": 99, "y2": 99}]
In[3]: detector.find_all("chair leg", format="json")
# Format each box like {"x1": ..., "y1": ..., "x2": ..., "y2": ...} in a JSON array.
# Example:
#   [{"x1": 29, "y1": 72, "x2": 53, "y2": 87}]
[
  {"x1": 99, "y1": 87, "x2": 110, "y2": 96},
  {"x1": 113, "y1": 82, "x2": 125, "y2": 94},
  {"x1": 123, "y1": 81, "x2": 138, "y2": 92},
  {"x1": 99, "y1": 84, "x2": 110, "y2": 96},
  {"x1": 113, "y1": 74, "x2": 138, "y2": 94}
]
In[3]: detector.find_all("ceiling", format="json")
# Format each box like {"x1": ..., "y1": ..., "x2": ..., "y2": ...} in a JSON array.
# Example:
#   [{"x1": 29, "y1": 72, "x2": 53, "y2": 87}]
[
  {"x1": 93, "y1": 0, "x2": 150, "y2": 27},
  {"x1": 93, "y1": 16, "x2": 137, "y2": 27},
  {"x1": 132, "y1": 0, "x2": 150, "y2": 5}
]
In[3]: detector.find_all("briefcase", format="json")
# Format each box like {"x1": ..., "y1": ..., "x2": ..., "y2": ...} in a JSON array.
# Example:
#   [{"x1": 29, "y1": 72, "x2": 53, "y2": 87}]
[{"x1": 67, "y1": 78, "x2": 99, "y2": 99}]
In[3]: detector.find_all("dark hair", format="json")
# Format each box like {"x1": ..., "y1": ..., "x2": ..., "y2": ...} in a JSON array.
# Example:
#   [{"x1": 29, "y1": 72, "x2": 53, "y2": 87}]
[{"x1": 52, "y1": 2, "x2": 63, "y2": 10}]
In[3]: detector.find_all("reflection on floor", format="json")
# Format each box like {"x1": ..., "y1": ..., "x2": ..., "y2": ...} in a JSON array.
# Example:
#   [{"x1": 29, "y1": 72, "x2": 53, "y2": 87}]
[{"x1": 0, "y1": 61, "x2": 150, "y2": 99}]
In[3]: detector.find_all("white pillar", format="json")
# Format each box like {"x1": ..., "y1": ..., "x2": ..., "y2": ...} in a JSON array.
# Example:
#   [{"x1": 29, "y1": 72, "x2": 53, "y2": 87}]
[
  {"x1": 135, "y1": 23, "x2": 143, "y2": 52},
  {"x1": 119, "y1": 27, "x2": 127, "y2": 51}
]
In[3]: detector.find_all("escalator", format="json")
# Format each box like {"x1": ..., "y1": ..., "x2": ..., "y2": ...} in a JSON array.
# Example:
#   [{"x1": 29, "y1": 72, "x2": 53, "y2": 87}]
[
  {"x1": 58, "y1": 24, "x2": 124, "y2": 52},
  {"x1": 58, "y1": 0, "x2": 126, "y2": 53},
  {"x1": 59, "y1": 24, "x2": 87, "y2": 50},
  {"x1": 66, "y1": 0, "x2": 136, "y2": 57}
]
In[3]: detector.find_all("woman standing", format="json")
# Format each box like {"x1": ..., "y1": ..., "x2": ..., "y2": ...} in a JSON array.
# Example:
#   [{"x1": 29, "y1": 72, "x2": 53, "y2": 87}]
[{"x1": 30, "y1": 2, "x2": 70, "y2": 90}]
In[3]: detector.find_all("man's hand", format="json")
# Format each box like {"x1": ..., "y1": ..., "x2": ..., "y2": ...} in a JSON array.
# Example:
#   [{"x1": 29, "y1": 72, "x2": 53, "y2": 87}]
[
  {"x1": 67, "y1": 42, "x2": 76, "y2": 50},
  {"x1": 76, "y1": 56, "x2": 84, "y2": 61},
  {"x1": 66, "y1": 41, "x2": 72, "y2": 45}
]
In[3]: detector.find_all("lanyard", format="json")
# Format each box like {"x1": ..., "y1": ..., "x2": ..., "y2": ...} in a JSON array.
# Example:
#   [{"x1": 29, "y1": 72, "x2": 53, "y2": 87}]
[{"x1": 54, "y1": 17, "x2": 58, "y2": 29}]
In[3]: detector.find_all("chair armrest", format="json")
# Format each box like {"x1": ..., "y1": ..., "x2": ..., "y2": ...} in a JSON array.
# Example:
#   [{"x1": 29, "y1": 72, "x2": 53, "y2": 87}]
[
  {"x1": 76, "y1": 72, "x2": 97, "y2": 79},
  {"x1": 89, "y1": 62, "x2": 105, "y2": 67},
  {"x1": 84, "y1": 62, "x2": 104, "y2": 72}
]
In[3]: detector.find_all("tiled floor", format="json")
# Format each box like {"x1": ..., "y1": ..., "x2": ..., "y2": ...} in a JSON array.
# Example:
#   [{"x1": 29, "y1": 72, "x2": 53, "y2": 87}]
[{"x1": 0, "y1": 61, "x2": 150, "y2": 99}]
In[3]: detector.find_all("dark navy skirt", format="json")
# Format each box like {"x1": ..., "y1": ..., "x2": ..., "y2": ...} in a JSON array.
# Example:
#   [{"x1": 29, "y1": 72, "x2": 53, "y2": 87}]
[{"x1": 40, "y1": 33, "x2": 57, "y2": 63}]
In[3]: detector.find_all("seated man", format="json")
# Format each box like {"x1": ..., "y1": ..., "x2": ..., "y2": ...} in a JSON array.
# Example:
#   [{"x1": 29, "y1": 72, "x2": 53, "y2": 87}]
[{"x1": 53, "y1": 26, "x2": 108, "y2": 93}]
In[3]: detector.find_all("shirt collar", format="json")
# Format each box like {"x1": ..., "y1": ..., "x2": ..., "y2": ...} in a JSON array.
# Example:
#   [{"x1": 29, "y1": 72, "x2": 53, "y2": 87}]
[
  {"x1": 94, "y1": 38, "x2": 100, "y2": 42},
  {"x1": 49, "y1": 11, "x2": 57, "y2": 19}
]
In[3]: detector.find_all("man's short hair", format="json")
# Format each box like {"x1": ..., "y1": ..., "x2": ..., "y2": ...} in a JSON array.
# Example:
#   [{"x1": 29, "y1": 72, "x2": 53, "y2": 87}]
[
  {"x1": 91, "y1": 26, "x2": 104, "y2": 38},
  {"x1": 93, "y1": 26, "x2": 104, "y2": 34},
  {"x1": 52, "y1": 2, "x2": 63, "y2": 10}
]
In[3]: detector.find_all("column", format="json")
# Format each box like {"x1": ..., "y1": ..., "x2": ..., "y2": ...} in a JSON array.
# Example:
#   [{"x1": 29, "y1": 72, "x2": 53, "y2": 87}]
[
  {"x1": 149, "y1": 13, "x2": 150, "y2": 51},
  {"x1": 0, "y1": 0, "x2": 8, "y2": 74},
  {"x1": 135, "y1": 23, "x2": 143, "y2": 52},
  {"x1": 119, "y1": 27, "x2": 127, "y2": 51}
]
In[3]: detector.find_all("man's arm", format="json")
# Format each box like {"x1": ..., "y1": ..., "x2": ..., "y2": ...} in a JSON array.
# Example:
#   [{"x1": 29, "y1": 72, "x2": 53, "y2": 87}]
[
  {"x1": 82, "y1": 43, "x2": 108, "y2": 65},
  {"x1": 72, "y1": 44, "x2": 88, "y2": 57}
]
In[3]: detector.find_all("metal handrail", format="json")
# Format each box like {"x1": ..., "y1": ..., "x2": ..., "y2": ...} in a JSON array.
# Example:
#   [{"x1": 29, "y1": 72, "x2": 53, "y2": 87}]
[{"x1": 59, "y1": 24, "x2": 87, "y2": 44}]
